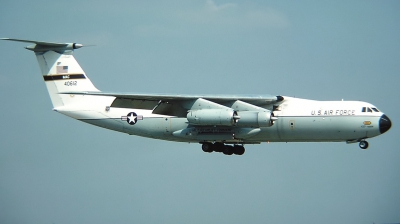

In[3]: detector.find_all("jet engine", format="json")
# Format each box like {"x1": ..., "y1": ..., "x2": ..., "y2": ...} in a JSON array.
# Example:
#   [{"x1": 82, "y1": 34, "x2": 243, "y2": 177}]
[
  {"x1": 187, "y1": 109, "x2": 239, "y2": 126},
  {"x1": 187, "y1": 109, "x2": 277, "y2": 127},
  {"x1": 235, "y1": 111, "x2": 276, "y2": 127}
]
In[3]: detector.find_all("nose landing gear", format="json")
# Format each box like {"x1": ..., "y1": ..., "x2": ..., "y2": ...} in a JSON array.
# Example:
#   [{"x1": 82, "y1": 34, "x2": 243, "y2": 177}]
[{"x1": 359, "y1": 140, "x2": 369, "y2": 149}]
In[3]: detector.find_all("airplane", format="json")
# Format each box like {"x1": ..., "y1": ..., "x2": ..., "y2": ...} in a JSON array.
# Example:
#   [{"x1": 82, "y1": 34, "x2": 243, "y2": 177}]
[{"x1": 1, "y1": 38, "x2": 392, "y2": 155}]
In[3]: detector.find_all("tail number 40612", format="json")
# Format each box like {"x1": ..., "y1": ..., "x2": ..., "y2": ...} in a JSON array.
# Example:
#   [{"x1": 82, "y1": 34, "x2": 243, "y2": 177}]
[{"x1": 64, "y1": 81, "x2": 77, "y2": 86}]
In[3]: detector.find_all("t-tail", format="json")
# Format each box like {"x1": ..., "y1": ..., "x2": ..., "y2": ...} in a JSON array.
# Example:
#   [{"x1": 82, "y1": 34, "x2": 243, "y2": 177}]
[{"x1": 1, "y1": 38, "x2": 99, "y2": 108}]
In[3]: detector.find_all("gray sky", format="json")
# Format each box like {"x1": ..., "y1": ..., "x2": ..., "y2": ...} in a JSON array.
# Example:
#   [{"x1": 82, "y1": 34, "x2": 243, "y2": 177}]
[{"x1": 0, "y1": 1, "x2": 399, "y2": 223}]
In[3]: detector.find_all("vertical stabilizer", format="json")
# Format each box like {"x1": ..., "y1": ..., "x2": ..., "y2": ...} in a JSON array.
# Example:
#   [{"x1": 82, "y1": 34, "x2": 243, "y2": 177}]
[
  {"x1": 36, "y1": 50, "x2": 99, "y2": 107},
  {"x1": 1, "y1": 38, "x2": 99, "y2": 108}
]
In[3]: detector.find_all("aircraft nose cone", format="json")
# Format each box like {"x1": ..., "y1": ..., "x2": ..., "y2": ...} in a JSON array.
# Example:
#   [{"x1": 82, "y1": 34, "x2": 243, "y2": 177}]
[{"x1": 379, "y1": 114, "x2": 392, "y2": 134}]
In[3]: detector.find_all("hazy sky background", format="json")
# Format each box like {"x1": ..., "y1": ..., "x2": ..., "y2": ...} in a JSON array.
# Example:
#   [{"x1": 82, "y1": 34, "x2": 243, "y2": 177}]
[{"x1": 0, "y1": 1, "x2": 399, "y2": 223}]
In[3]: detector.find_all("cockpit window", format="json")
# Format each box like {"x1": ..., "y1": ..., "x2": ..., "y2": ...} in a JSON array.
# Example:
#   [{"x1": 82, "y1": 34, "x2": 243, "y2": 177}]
[
  {"x1": 372, "y1": 108, "x2": 379, "y2": 112},
  {"x1": 362, "y1": 107, "x2": 379, "y2": 113}
]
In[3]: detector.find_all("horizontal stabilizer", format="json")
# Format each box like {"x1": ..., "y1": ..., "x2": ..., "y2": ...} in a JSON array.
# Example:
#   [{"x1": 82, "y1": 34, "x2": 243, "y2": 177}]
[
  {"x1": 1, "y1": 38, "x2": 83, "y2": 52},
  {"x1": 1, "y1": 38, "x2": 68, "y2": 46}
]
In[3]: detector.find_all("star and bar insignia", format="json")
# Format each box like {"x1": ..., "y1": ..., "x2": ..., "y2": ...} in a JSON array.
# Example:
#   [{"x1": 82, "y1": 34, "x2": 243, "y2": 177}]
[{"x1": 121, "y1": 112, "x2": 143, "y2": 125}]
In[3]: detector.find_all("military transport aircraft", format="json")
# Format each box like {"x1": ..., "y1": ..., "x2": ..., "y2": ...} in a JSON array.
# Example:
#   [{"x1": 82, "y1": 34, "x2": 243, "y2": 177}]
[{"x1": 2, "y1": 38, "x2": 392, "y2": 155}]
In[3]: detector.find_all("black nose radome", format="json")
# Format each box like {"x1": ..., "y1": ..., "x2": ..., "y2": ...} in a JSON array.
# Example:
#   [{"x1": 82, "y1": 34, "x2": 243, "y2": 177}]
[{"x1": 379, "y1": 114, "x2": 392, "y2": 134}]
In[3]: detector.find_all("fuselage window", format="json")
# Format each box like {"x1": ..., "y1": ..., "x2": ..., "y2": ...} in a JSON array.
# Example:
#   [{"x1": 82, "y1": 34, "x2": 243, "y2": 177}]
[{"x1": 362, "y1": 107, "x2": 366, "y2": 112}]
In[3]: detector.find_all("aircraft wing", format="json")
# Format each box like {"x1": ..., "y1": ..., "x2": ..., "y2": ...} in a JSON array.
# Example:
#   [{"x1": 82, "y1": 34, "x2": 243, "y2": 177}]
[
  {"x1": 63, "y1": 91, "x2": 284, "y2": 107},
  {"x1": 63, "y1": 91, "x2": 283, "y2": 103},
  {"x1": 62, "y1": 91, "x2": 284, "y2": 116}
]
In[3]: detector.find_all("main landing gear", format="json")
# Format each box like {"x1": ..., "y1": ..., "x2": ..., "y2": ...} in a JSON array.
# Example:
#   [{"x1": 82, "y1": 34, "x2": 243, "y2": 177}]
[
  {"x1": 359, "y1": 140, "x2": 369, "y2": 149},
  {"x1": 201, "y1": 142, "x2": 245, "y2": 155}
]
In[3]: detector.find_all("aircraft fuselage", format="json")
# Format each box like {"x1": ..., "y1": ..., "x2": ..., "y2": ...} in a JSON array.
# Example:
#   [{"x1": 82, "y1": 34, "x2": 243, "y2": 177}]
[{"x1": 57, "y1": 97, "x2": 390, "y2": 146}]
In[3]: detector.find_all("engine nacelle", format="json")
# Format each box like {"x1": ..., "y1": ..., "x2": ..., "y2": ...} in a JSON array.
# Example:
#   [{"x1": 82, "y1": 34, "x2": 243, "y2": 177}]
[
  {"x1": 236, "y1": 111, "x2": 275, "y2": 127},
  {"x1": 187, "y1": 109, "x2": 238, "y2": 126}
]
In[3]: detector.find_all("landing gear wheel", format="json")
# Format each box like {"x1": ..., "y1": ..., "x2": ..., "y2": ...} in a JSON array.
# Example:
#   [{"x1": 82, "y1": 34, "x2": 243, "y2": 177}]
[
  {"x1": 223, "y1": 145, "x2": 234, "y2": 155},
  {"x1": 359, "y1": 140, "x2": 369, "y2": 149},
  {"x1": 202, "y1": 143, "x2": 213, "y2": 153},
  {"x1": 213, "y1": 142, "x2": 225, "y2": 152},
  {"x1": 233, "y1": 145, "x2": 245, "y2": 155}
]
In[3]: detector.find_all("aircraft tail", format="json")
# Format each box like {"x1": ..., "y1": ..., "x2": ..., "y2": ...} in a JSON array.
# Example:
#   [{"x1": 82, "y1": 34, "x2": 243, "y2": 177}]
[{"x1": 1, "y1": 38, "x2": 99, "y2": 108}]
